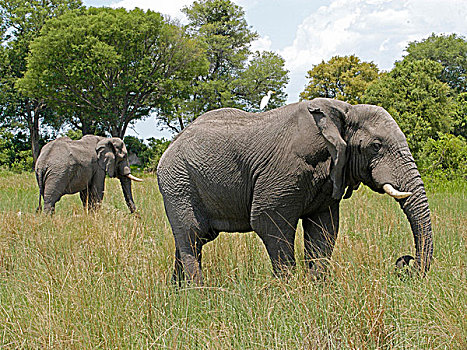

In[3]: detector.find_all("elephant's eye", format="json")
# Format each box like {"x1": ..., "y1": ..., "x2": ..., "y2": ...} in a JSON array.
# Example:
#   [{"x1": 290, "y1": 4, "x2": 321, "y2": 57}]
[{"x1": 370, "y1": 141, "x2": 382, "y2": 153}]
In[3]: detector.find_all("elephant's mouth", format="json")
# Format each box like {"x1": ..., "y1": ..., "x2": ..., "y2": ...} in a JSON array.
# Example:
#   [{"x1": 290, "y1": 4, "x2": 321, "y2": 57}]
[{"x1": 117, "y1": 165, "x2": 143, "y2": 182}]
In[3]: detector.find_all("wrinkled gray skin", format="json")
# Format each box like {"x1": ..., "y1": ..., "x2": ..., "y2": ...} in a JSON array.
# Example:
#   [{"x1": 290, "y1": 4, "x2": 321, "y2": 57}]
[
  {"x1": 157, "y1": 98, "x2": 433, "y2": 285},
  {"x1": 36, "y1": 135, "x2": 138, "y2": 214}
]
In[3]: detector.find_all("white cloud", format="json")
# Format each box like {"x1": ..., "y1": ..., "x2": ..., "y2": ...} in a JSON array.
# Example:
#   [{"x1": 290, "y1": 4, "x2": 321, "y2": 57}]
[
  {"x1": 281, "y1": 0, "x2": 467, "y2": 71},
  {"x1": 280, "y1": 0, "x2": 467, "y2": 101},
  {"x1": 110, "y1": 0, "x2": 193, "y2": 20},
  {"x1": 250, "y1": 35, "x2": 272, "y2": 52}
]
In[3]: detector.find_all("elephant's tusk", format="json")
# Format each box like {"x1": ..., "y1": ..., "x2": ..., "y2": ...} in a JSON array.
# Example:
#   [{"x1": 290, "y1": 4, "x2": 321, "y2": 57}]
[
  {"x1": 383, "y1": 184, "x2": 412, "y2": 199},
  {"x1": 126, "y1": 174, "x2": 143, "y2": 182}
]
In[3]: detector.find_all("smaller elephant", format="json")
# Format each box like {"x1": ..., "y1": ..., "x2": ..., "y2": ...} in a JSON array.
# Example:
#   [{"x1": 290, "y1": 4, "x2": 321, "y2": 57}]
[{"x1": 35, "y1": 135, "x2": 142, "y2": 214}]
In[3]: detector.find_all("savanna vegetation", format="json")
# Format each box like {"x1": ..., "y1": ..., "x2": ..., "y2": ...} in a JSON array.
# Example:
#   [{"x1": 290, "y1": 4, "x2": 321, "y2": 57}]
[
  {"x1": 0, "y1": 172, "x2": 465, "y2": 348},
  {"x1": 0, "y1": 0, "x2": 466, "y2": 348}
]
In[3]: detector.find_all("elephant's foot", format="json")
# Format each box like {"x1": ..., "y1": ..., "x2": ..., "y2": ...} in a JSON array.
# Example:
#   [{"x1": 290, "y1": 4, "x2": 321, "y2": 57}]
[{"x1": 181, "y1": 254, "x2": 204, "y2": 286}]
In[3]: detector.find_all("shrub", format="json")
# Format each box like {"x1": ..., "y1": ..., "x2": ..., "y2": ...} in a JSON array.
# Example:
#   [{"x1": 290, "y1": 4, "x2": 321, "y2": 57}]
[
  {"x1": 419, "y1": 133, "x2": 467, "y2": 180},
  {"x1": 123, "y1": 136, "x2": 170, "y2": 171},
  {"x1": 0, "y1": 129, "x2": 33, "y2": 172},
  {"x1": 144, "y1": 137, "x2": 171, "y2": 172}
]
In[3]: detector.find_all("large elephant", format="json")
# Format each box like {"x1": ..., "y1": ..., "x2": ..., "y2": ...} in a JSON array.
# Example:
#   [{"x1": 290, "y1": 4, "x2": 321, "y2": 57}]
[
  {"x1": 157, "y1": 98, "x2": 433, "y2": 285},
  {"x1": 36, "y1": 135, "x2": 142, "y2": 214}
]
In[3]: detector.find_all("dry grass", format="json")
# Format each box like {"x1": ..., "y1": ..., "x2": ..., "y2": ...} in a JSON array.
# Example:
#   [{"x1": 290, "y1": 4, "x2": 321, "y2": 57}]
[{"x1": 0, "y1": 171, "x2": 465, "y2": 349}]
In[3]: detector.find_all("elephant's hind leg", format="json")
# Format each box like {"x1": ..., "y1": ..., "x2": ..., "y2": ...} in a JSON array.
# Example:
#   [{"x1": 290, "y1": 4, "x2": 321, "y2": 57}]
[
  {"x1": 42, "y1": 187, "x2": 61, "y2": 214},
  {"x1": 173, "y1": 229, "x2": 205, "y2": 286},
  {"x1": 172, "y1": 247, "x2": 185, "y2": 286}
]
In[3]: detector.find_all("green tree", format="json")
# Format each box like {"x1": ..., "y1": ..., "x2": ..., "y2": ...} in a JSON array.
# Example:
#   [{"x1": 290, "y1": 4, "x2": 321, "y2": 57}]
[
  {"x1": 144, "y1": 137, "x2": 171, "y2": 171},
  {"x1": 364, "y1": 59, "x2": 455, "y2": 156},
  {"x1": 0, "y1": 0, "x2": 83, "y2": 163},
  {"x1": 158, "y1": 0, "x2": 289, "y2": 132},
  {"x1": 123, "y1": 136, "x2": 170, "y2": 171},
  {"x1": 300, "y1": 55, "x2": 380, "y2": 104},
  {"x1": 0, "y1": 128, "x2": 34, "y2": 172},
  {"x1": 234, "y1": 51, "x2": 289, "y2": 112},
  {"x1": 418, "y1": 133, "x2": 467, "y2": 180},
  {"x1": 453, "y1": 92, "x2": 467, "y2": 138},
  {"x1": 404, "y1": 33, "x2": 467, "y2": 94},
  {"x1": 17, "y1": 7, "x2": 207, "y2": 138}
]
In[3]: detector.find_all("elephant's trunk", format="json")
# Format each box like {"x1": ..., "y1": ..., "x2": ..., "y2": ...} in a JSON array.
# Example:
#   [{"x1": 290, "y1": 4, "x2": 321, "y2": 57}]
[
  {"x1": 396, "y1": 173, "x2": 433, "y2": 275},
  {"x1": 119, "y1": 175, "x2": 137, "y2": 213}
]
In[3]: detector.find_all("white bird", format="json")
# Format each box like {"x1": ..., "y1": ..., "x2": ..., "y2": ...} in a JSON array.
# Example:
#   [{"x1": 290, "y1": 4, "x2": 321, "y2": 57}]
[{"x1": 260, "y1": 90, "x2": 274, "y2": 110}]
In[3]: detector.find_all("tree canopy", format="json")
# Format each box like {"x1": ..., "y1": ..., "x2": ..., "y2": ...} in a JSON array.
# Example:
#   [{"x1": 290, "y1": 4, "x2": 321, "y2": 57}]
[
  {"x1": 404, "y1": 33, "x2": 467, "y2": 94},
  {"x1": 300, "y1": 55, "x2": 380, "y2": 104},
  {"x1": 157, "y1": 0, "x2": 289, "y2": 132},
  {"x1": 363, "y1": 59, "x2": 455, "y2": 156},
  {"x1": 17, "y1": 7, "x2": 208, "y2": 138},
  {"x1": 0, "y1": 0, "x2": 83, "y2": 162}
]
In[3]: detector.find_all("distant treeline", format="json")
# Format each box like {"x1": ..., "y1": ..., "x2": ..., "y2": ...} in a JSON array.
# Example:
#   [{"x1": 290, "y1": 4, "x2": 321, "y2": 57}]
[{"x1": 0, "y1": 1, "x2": 465, "y2": 179}]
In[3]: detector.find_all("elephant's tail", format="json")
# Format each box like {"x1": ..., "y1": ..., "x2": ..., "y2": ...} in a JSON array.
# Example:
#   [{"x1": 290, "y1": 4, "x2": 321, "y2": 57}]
[{"x1": 35, "y1": 169, "x2": 45, "y2": 213}]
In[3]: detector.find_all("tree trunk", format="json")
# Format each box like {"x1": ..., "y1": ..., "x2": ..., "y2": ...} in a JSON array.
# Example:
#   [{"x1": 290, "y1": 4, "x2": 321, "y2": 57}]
[
  {"x1": 30, "y1": 123, "x2": 41, "y2": 166},
  {"x1": 81, "y1": 116, "x2": 94, "y2": 135},
  {"x1": 25, "y1": 98, "x2": 44, "y2": 167},
  {"x1": 178, "y1": 116, "x2": 185, "y2": 131}
]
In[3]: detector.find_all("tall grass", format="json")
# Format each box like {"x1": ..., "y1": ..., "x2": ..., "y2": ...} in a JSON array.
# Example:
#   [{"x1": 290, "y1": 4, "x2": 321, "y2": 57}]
[{"x1": 0, "y1": 171, "x2": 465, "y2": 349}]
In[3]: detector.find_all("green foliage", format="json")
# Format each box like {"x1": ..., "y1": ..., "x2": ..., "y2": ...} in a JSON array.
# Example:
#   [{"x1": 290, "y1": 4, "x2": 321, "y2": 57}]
[
  {"x1": 419, "y1": 133, "x2": 467, "y2": 180},
  {"x1": 123, "y1": 136, "x2": 170, "y2": 171},
  {"x1": 17, "y1": 7, "x2": 207, "y2": 138},
  {"x1": 300, "y1": 55, "x2": 380, "y2": 104},
  {"x1": 234, "y1": 51, "x2": 289, "y2": 111},
  {"x1": 364, "y1": 59, "x2": 455, "y2": 156},
  {"x1": 183, "y1": 0, "x2": 257, "y2": 78},
  {"x1": 64, "y1": 129, "x2": 82, "y2": 140},
  {"x1": 0, "y1": 129, "x2": 33, "y2": 172},
  {"x1": 158, "y1": 0, "x2": 289, "y2": 131},
  {"x1": 0, "y1": 0, "x2": 83, "y2": 161},
  {"x1": 144, "y1": 137, "x2": 171, "y2": 171},
  {"x1": 0, "y1": 173, "x2": 465, "y2": 348},
  {"x1": 453, "y1": 92, "x2": 467, "y2": 138},
  {"x1": 405, "y1": 33, "x2": 467, "y2": 93}
]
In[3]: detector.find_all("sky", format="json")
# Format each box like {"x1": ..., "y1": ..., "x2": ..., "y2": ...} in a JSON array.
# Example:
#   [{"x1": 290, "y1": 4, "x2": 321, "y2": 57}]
[{"x1": 82, "y1": 0, "x2": 467, "y2": 139}]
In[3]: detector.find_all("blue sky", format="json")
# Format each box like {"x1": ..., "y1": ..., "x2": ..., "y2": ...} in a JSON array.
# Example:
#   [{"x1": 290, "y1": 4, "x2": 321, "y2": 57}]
[{"x1": 82, "y1": 0, "x2": 467, "y2": 139}]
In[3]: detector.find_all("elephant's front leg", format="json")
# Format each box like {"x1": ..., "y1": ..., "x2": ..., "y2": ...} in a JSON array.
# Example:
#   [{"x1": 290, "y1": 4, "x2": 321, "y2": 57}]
[
  {"x1": 251, "y1": 209, "x2": 298, "y2": 277},
  {"x1": 80, "y1": 183, "x2": 104, "y2": 212},
  {"x1": 302, "y1": 203, "x2": 339, "y2": 278}
]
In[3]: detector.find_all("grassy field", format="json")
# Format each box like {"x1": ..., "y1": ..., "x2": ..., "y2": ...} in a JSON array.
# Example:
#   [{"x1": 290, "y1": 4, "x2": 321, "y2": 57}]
[{"x1": 0, "y1": 171, "x2": 465, "y2": 349}]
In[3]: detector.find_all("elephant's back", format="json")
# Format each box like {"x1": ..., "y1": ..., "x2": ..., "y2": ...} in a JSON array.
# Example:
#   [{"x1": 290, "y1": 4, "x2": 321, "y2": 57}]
[
  {"x1": 36, "y1": 137, "x2": 96, "y2": 171},
  {"x1": 36, "y1": 137, "x2": 72, "y2": 169}
]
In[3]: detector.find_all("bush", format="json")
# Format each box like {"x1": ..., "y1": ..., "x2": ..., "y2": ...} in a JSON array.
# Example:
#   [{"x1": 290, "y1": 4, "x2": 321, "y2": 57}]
[
  {"x1": 0, "y1": 129, "x2": 34, "y2": 172},
  {"x1": 419, "y1": 133, "x2": 467, "y2": 180},
  {"x1": 144, "y1": 137, "x2": 171, "y2": 172},
  {"x1": 64, "y1": 129, "x2": 83, "y2": 140},
  {"x1": 123, "y1": 136, "x2": 170, "y2": 171}
]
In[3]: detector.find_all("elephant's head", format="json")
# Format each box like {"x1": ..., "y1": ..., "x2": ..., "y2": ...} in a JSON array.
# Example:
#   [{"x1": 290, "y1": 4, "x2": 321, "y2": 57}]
[
  {"x1": 308, "y1": 98, "x2": 433, "y2": 276},
  {"x1": 96, "y1": 138, "x2": 142, "y2": 213}
]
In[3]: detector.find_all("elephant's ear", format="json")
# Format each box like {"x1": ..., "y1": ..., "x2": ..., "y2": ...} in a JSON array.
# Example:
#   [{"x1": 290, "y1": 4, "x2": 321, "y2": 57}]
[
  {"x1": 308, "y1": 103, "x2": 347, "y2": 200},
  {"x1": 96, "y1": 139, "x2": 116, "y2": 178}
]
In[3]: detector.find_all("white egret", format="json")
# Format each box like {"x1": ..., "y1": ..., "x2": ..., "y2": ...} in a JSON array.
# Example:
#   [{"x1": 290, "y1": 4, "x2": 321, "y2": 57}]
[{"x1": 260, "y1": 90, "x2": 274, "y2": 110}]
